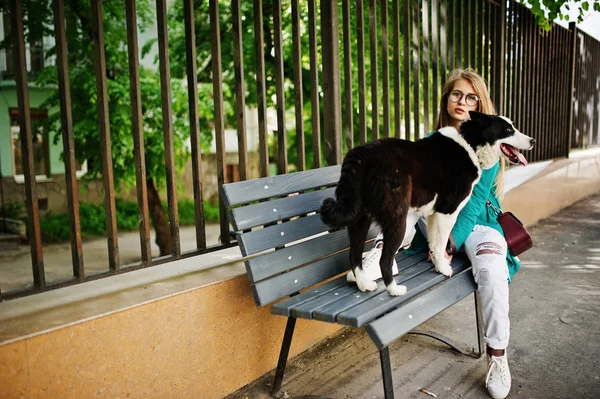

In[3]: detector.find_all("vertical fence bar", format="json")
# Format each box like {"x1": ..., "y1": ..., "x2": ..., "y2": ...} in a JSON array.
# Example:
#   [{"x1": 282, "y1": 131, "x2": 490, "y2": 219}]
[
  {"x1": 210, "y1": 0, "x2": 229, "y2": 244},
  {"x1": 463, "y1": 0, "x2": 469, "y2": 67},
  {"x1": 381, "y1": 0, "x2": 391, "y2": 138},
  {"x1": 156, "y1": 0, "x2": 180, "y2": 256},
  {"x1": 10, "y1": 0, "x2": 45, "y2": 286},
  {"x1": 489, "y1": 1, "x2": 495, "y2": 99},
  {"x1": 483, "y1": 0, "x2": 490, "y2": 84},
  {"x1": 455, "y1": 0, "x2": 461, "y2": 67},
  {"x1": 53, "y1": 0, "x2": 84, "y2": 276},
  {"x1": 431, "y1": 0, "x2": 439, "y2": 112},
  {"x1": 183, "y1": 0, "x2": 207, "y2": 249},
  {"x1": 403, "y1": 0, "x2": 411, "y2": 140},
  {"x1": 513, "y1": 4, "x2": 522, "y2": 130},
  {"x1": 559, "y1": 26, "x2": 568, "y2": 157},
  {"x1": 253, "y1": 0, "x2": 270, "y2": 176},
  {"x1": 393, "y1": 0, "x2": 401, "y2": 138},
  {"x1": 91, "y1": 0, "x2": 119, "y2": 270},
  {"x1": 357, "y1": 0, "x2": 368, "y2": 144},
  {"x1": 291, "y1": 0, "x2": 306, "y2": 169},
  {"x1": 440, "y1": 0, "x2": 447, "y2": 87},
  {"x1": 232, "y1": 0, "x2": 249, "y2": 179},
  {"x1": 533, "y1": 28, "x2": 542, "y2": 161},
  {"x1": 469, "y1": 0, "x2": 475, "y2": 68},
  {"x1": 369, "y1": 0, "x2": 379, "y2": 139},
  {"x1": 422, "y1": 0, "x2": 430, "y2": 133},
  {"x1": 125, "y1": 0, "x2": 153, "y2": 261},
  {"x1": 476, "y1": 0, "x2": 482, "y2": 73},
  {"x1": 494, "y1": 0, "x2": 505, "y2": 114},
  {"x1": 505, "y1": 1, "x2": 513, "y2": 119},
  {"x1": 412, "y1": 0, "x2": 420, "y2": 139},
  {"x1": 447, "y1": 0, "x2": 454, "y2": 70},
  {"x1": 273, "y1": 0, "x2": 288, "y2": 173},
  {"x1": 526, "y1": 14, "x2": 536, "y2": 147},
  {"x1": 321, "y1": 0, "x2": 343, "y2": 165},
  {"x1": 539, "y1": 30, "x2": 548, "y2": 160},
  {"x1": 554, "y1": 26, "x2": 562, "y2": 158},
  {"x1": 342, "y1": 0, "x2": 354, "y2": 149},
  {"x1": 524, "y1": 11, "x2": 533, "y2": 141}
]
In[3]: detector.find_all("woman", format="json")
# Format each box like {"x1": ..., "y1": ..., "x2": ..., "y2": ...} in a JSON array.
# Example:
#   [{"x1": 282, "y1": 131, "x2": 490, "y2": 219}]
[{"x1": 359, "y1": 68, "x2": 517, "y2": 399}]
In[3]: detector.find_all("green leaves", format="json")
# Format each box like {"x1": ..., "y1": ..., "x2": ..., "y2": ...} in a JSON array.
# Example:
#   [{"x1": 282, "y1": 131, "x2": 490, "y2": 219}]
[{"x1": 519, "y1": 0, "x2": 600, "y2": 30}]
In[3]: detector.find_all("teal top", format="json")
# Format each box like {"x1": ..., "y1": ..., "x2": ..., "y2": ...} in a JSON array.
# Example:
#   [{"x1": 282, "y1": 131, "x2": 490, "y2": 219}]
[{"x1": 405, "y1": 133, "x2": 520, "y2": 282}]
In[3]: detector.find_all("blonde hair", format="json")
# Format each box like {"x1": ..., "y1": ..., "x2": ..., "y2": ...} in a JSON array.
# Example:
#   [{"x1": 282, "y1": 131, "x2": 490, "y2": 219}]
[{"x1": 435, "y1": 68, "x2": 505, "y2": 198}]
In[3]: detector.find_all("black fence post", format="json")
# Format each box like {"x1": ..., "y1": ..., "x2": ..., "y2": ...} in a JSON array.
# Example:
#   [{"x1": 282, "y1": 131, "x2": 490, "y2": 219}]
[
  {"x1": 320, "y1": 0, "x2": 343, "y2": 166},
  {"x1": 566, "y1": 22, "x2": 578, "y2": 158}
]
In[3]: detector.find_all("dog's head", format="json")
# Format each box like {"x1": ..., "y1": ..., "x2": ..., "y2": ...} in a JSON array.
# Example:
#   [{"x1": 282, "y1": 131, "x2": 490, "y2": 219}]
[{"x1": 462, "y1": 111, "x2": 535, "y2": 169}]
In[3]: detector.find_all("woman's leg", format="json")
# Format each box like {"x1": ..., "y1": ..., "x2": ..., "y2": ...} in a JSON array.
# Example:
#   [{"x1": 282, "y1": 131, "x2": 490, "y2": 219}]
[
  {"x1": 463, "y1": 225, "x2": 511, "y2": 399},
  {"x1": 463, "y1": 225, "x2": 510, "y2": 350}
]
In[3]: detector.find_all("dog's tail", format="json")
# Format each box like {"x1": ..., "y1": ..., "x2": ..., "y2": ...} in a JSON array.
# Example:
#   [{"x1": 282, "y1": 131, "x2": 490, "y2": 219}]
[{"x1": 320, "y1": 150, "x2": 366, "y2": 228}]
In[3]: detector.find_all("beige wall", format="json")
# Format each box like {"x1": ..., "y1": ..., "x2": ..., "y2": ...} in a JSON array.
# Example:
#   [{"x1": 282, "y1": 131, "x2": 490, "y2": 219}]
[{"x1": 0, "y1": 276, "x2": 340, "y2": 399}]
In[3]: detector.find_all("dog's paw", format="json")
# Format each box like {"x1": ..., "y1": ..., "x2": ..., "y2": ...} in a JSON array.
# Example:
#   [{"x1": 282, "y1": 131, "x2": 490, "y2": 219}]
[
  {"x1": 386, "y1": 282, "x2": 407, "y2": 296},
  {"x1": 435, "y1": 262, "x2": 453, "y2": 277},
  {"x1": 357, "y1": 279, "x2": 378, "y2": 292},
  {"x1": 346, "y1": 270, "x2": 356, "y2": 283}
]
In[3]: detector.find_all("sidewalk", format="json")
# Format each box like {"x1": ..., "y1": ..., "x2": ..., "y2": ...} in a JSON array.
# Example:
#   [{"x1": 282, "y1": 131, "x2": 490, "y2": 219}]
[{"x1": 227, "y1": 192, "x2": 600, "y2": 399}]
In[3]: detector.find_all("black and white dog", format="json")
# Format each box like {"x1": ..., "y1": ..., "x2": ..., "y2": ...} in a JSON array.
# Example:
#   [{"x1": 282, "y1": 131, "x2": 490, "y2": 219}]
[{"x1": 320, "y1": 111, "x2": 535, "y2": 296}]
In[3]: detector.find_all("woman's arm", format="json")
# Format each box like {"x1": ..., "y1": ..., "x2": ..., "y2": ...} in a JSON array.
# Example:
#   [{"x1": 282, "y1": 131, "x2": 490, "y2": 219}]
[{"x1": 451, "y1": 162, "x2": 500, "y2": 250}]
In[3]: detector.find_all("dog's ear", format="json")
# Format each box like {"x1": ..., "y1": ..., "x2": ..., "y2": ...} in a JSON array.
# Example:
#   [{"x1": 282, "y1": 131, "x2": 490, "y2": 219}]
[{"x1": 468, "y1": 111, "x2": 492, "y2": 127}]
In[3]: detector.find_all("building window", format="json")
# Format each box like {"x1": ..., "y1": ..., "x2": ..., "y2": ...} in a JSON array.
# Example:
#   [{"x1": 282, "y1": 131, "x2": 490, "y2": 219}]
[{"x1": 10, "y1": 108, "x2": 50, "y2": 178}]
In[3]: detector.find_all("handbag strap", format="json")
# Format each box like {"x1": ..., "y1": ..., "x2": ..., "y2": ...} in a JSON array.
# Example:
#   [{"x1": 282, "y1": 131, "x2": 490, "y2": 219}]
[{"x1": 486, "y1": 199, "x2": 502, "y2": 217}]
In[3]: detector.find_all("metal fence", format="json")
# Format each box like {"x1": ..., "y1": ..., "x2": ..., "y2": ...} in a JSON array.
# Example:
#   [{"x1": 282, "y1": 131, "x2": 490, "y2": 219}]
[
  {"x1": 2, "y1": 0, "x2": 599, "y2": 300},
  {"x1": 573, "y1": 29, "x2": 600, "y2": 149}
]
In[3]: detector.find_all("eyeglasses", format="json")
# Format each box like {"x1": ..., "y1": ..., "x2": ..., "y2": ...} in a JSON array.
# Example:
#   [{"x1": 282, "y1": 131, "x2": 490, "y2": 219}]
[{"x1": 448, "y1": 90, "x2": 480, "y2": 107}]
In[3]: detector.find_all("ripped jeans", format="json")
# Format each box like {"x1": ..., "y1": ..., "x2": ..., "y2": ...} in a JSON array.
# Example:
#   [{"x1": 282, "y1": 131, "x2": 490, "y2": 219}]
[
  {"x1": 464, "y1": 225, "x2": 510, "y2": 350},
  {"x1": 375, "y1": 221, "x2": 510, "y2": 350}
]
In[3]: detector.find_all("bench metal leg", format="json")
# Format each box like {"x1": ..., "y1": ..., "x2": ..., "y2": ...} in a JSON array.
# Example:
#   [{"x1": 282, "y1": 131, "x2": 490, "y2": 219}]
[
  {"x1": 380, "y1": 347, "x2": 395, "y2": 399},
  {"x1": 272, "y1": 317, "x2": 297, "y2": 396}
]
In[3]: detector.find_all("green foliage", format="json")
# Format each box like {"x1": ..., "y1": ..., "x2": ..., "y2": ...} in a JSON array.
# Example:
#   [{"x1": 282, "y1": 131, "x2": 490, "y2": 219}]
[
  {"x1": 519, "y1": 0, "x2": 600, "y2": 31},
  {"x1": 25, "y1": 198, "x2": 221, "y2": 244}
]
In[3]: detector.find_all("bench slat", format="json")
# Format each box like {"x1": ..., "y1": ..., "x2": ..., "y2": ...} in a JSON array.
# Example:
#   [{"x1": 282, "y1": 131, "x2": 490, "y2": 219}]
[
  {"x1": 251, "y1": 251, "x2": 350, "y2": 307},
  {"x1": 311, "y1": 254, "x2": 432, "y2": 323},
  {"x1": 246, "y1": 225, "x2": 379, "y2": 283},
  {"x1": 237, "y1": 214, "x2": 329, "y2": 256},
  {"x1": 337, "y1": 256, "x2": 472, "y2": 327},
  {"x1": 271, "y1": 251, "x2": 423, "y2": 318},
  {"x1": 366, "y1": 270, "x2": 477, "y2": 349},
  {"x1": 229, "y1": 187, "x2": 336, "y2": 231},
  {"x1": 270, "y1": 277, "x2": 349, "y2": 317},
  {"x1": 221, "y1": 165, "x2": 341, "y2": 206}
]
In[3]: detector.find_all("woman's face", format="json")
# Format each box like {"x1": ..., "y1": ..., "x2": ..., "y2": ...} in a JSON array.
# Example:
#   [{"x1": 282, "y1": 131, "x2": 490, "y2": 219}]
[{"x1": 447, "y1": 78, "x2": 479, "y2": 128}]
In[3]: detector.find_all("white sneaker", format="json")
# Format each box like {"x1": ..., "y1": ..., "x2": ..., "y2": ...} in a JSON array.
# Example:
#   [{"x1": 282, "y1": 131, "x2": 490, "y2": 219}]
[
  {"x1": 486, "y1": 354, "x2": 512, "y2": 399},
  {"x1": 346, "y1": 242, "x2": 399, "y2": 283}
]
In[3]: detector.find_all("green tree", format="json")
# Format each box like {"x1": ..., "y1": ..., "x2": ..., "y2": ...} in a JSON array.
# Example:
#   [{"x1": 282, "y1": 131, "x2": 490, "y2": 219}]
[
  {"x1": 1, "y1": 0, "x2": 209, "y2": 255},
  {"x1": 519, "y1": 0, "x2": 600, "y2": 30}
]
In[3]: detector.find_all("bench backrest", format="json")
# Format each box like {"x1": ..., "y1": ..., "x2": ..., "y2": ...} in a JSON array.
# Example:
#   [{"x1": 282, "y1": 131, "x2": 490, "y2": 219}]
[{"x1": 221, "y1": 165, "x2": 378, "y2": 307}]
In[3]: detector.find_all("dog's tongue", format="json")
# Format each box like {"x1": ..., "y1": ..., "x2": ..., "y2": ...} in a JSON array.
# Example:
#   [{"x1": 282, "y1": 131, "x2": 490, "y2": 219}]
[{"x1": 508, "y1": 145, "x2": 528, "y2": 166}]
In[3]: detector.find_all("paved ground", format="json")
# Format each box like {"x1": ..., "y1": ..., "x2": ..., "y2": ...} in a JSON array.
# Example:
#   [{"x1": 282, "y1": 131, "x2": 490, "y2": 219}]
[
  {"x1": 226, "y1": 193, "x2": 600, "y2": 399},
  {"x1": 0, "y1": 222, "x2": 223, "y2": 293}
]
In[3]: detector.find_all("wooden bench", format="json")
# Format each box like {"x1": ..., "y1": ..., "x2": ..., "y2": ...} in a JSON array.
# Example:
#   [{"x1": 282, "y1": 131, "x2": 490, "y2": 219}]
[{"x1": 221, "y1": 165, "x2": 485, "y2": 398}]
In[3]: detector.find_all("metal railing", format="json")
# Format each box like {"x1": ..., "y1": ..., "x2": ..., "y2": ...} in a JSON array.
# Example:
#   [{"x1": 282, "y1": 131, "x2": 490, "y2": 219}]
[{"x1": 2, "y1": 0, "x2": 599, "y2": 300}]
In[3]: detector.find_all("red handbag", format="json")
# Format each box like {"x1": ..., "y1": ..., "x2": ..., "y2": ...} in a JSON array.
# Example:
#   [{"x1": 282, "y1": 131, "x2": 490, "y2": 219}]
[{"x1": 487, "y1": 201, "x2": 533, "y2": 256}]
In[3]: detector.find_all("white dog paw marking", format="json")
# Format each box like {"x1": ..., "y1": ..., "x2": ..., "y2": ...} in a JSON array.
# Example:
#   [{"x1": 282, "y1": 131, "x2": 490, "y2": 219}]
[
  {"x1": 357, "y1": 279, "x2": 378, "y2": 292},
  {"x1": 435, "y1": 262, "x2": 453, "y2": 277},
  {"x1": 387, "y1": 282, "x2": 407, "y2": 296}
]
